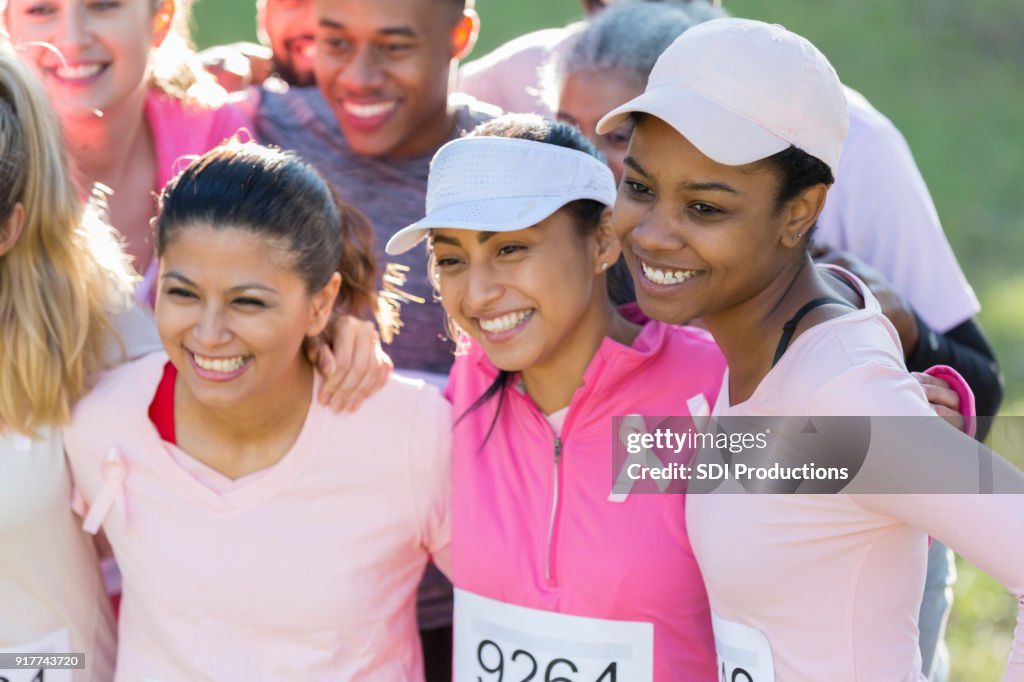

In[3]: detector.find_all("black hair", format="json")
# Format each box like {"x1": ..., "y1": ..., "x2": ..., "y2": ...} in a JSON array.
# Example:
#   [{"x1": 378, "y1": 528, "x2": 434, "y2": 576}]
[
  {"x1": 759, "y1": 145, "x2": 835, "y2": 244},
  {"x1": 453, "y1": 114, "x2": 633, "y2": 440},
  {"x1": 155, "y1": 141, "x2": 378, "y2": 318}
]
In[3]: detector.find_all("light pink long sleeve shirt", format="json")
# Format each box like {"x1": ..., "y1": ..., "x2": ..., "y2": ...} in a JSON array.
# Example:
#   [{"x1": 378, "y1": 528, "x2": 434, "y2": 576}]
[{"x1": 687, "y1": 268, "x2": 1024, "y2": 681}]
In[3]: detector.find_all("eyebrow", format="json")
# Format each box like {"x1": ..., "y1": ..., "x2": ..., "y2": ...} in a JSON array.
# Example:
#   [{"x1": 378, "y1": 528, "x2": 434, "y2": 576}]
[
  {"x1": 680, "y1": 181, "x2": 739, "y2": 195},
  {"x1": 431, "y1": 231, "x2": 499, "y2": 246},
  {"x1": 318, "y1": 18, "x2": 417, "y2": 38},
  {"x1": 623, "y1": 156, "x2": 649, "y2": 178},
  {"x1": 161, "y1": 272, "x2": 278, "y2": 294},
  {"x1": 623, "y1": 156, "x2": 740, "y2": 195}
]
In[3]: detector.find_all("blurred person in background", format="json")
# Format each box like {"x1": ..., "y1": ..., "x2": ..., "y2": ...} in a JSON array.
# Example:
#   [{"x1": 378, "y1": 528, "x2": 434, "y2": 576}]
[
  {"x1": 2, "y1": 0, "x2": 251, "y2": 306},
  {"x1": 201, "y1": 0, "x2": 317, "y2": 91},
  {"x1": 457, "y1": 0, "x2": 716, "y2": 116}
]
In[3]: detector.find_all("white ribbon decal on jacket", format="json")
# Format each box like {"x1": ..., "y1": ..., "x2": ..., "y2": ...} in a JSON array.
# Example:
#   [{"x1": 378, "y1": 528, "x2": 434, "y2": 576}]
[
  {"x1": 608, "y1": 415, "x2": 669, "y2": 502},
  {"x1": 608, "y1": 394, "x2": 711, "y2": 503},
  {"x1": 82, "y1": 447, "x2": 128, "y2": 535}
]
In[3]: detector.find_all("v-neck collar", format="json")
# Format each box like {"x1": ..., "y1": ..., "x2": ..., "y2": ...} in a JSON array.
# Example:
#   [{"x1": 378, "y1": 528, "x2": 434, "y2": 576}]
[{"x1": 129, "y1": 353, "x2": 328, "y2": 513}]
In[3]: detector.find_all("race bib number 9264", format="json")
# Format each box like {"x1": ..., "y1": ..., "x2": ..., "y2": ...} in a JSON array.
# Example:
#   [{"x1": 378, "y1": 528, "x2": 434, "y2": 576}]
[{"x1": 454, "y1": 590, "x2": 653, "y2": 682}]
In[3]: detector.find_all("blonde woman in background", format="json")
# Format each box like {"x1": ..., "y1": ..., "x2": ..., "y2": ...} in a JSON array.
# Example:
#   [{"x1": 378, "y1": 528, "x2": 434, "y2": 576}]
[
  {"x1": 0, "y1": 47, "x2": 160, "y2": 681},
  {"x1": 2, "y1": 0, "x2": 250, "y2": 306}
]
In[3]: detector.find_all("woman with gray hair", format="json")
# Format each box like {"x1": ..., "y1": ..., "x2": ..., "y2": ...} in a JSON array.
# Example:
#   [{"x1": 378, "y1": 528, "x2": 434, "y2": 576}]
[{"x1": 551, "y1": 1, "x2": 725, "y2": 181}]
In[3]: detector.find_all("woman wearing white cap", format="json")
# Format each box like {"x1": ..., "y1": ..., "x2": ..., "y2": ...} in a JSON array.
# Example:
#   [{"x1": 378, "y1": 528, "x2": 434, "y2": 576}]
[
  {"x1": 599, "y1": 17, "x2": 1024, "y2": 680},
  {"x1": 387, "y1": 114, "x2": 725, "y2": 681}
]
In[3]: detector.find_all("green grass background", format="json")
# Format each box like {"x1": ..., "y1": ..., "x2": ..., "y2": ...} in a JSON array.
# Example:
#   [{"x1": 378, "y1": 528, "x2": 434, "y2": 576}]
[{"x1": 191, "y1": 1, "x2": 1024, "y2": 678}]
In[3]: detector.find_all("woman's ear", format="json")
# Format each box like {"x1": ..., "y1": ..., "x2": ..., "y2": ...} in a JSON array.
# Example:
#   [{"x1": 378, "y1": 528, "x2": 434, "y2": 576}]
[
  {"x1": 151, "y1": 0, "x2": 176, "y2": 49},
  {"x1": 780, "y1": 183, "x2": 827, "y2": 249},
  {"x1": 451, "y1": 9, "x2": 480, "y2": 61},
  {"x1": 307, "y1": 272, "x2": 343, "y2": 337},
  {"x1": 593, "y1": 207, "x2": 623, "y2": 274},
  {"x1": 0, "y1": 203, "x2": 26, "y2": 258}
]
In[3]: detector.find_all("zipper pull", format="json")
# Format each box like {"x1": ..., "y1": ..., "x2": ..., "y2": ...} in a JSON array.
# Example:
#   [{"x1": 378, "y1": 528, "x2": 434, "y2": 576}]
[{"x1": 554, "y1": 436, "x2": 562, "y2": 464}]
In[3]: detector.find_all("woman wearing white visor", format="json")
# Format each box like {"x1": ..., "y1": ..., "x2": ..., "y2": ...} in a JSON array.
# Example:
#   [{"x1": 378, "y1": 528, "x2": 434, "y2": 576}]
[
  {"x1": 597, "y1": 18, "x2": 1024, "y2": 680},
  {"x1": 387, "y1": 115, "x2": 725, "y2": 680},
  {"x1": 384, "y1": 113, "x2": 976, "y2": 681}
]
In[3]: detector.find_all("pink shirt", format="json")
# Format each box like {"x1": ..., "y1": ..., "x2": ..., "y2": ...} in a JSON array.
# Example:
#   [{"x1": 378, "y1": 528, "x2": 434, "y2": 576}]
[
  {"x1": 447, "y1": 312, "x2": 726, "y2": 680},
  {"x1": 686, "y1": 268, "x2": 1024, "y2": 681},
  {"x1": 136, "y1": 91, "x2": 253, "y2": 305},
  {"x1": 63, "y1": 353, "x2": 451, "y2": 681},
  {"x1": 818, "y1": 87, "x2": 980, "y2": 332},
  {"x1": 457, "y1": 26, "x2": 577, "y2": 117}
]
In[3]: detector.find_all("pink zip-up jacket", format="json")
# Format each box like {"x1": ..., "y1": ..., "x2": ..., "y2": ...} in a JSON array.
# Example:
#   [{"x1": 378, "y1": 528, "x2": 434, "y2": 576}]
[{"x1": 446, "y1": 308, "x2": 726, "y2": 681}]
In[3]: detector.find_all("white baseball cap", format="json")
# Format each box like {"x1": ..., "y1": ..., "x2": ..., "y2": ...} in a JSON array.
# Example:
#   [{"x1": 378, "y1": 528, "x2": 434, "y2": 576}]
[
  {"x1": 597, "y1": 17, "x2": 848, "y2": 173},
  {"x1": 385, "y1": 136, "x2": 617, "y2": 255}
]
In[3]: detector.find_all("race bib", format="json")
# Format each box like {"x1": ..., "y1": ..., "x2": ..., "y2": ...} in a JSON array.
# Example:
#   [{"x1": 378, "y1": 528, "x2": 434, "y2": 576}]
[
  {"x1": 0, "y1": 629, "x2": 73, "y2": 682},
  {"x1": 711, "y1": 613, "x2": 775, "y2": 682},
  {"x1": 454, "y1": 589, "x2": 653, "y2": 682}
]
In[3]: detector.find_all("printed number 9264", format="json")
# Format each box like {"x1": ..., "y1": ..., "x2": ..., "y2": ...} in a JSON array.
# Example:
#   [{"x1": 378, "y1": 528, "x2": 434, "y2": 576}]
[{"x1": 476, "y1": 639, "x2": 618, "y2": 682}]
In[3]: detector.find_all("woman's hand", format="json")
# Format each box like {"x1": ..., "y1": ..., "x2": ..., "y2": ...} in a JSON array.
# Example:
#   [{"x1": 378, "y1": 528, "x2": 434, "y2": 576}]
[
  {"x1": 305, "y1": 314, "x2": 393, "y2": 413},
  {"x1": 913, "y1": 371, "x2": 965, "y2": 433}
]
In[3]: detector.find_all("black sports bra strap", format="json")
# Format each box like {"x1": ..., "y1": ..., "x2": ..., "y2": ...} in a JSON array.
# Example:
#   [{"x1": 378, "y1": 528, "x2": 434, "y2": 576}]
[{"x1": 771, "y1": 297, "x2": 856, "y2": 367}]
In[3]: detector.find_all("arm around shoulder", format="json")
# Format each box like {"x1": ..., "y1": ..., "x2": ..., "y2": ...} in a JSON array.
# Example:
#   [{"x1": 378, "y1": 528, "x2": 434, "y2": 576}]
[{"x1": 403, "y1": 381, "x2": 452, "y2": 574}]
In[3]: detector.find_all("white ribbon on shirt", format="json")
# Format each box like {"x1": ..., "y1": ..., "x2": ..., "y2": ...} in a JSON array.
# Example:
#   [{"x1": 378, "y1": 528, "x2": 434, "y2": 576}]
[{"x1": 81, "y1": 447, "x2": 128, "y2": 535}]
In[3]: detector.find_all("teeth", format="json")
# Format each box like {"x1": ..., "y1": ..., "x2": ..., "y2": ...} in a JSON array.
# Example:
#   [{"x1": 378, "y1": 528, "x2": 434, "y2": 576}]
[
  {"x1": 479, "y1": 310, "x2": 532, "y2": 334},
  {"x1": 641, "y1": 260, "x2": 701, "y2": 285},
  {"x1": 342, "y1": 100, "x2": 397, "y2": 119},
  {"x1": 55, "y1": 63, "x2": 103, "y2": 80},
  {"x1": 192, "y1": 353, "x2": 248, "y2": 373}
]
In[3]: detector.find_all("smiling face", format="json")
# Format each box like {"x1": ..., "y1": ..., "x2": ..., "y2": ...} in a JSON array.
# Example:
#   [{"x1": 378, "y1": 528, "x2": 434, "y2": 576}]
[
  {"x1": 155, "y1": 224, "x2": 337, "y2": 411},
  {"x1": 4, "y1": 0, "x2": 162, "y2": 122},
  {"x1": 260, "y1": 0, "x2": 317, "y2": 86},
  {"x1": 557, "y1": 68, "x2": 643, "y2": 184},
  {"x1": 314, "y1": 0, "x2": 469, "y2": 158},
  {"x1": 431, "y1": 209, "x2": 617, "y2": 376},
  {"x1": 613, "y1": 115, "x2": 793, "y2": 327}
]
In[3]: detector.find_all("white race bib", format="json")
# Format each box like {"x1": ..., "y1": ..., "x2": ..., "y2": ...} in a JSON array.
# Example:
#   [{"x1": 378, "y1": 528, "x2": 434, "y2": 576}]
[
  {"x1": 454, "y1": 589, "x2": 653, "y2": 682},
  {"x1": 0, "y1": 629, "x2": 73, "y2": 682},
  {"x1": 711, "y1": 613, "x2": 775, "y2": 682}
]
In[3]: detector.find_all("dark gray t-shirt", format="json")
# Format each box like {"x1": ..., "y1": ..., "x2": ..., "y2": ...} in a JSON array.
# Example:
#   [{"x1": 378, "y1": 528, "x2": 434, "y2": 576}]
[{"x1": 256, "y1": 86, "x2": 496, "y2": 375}]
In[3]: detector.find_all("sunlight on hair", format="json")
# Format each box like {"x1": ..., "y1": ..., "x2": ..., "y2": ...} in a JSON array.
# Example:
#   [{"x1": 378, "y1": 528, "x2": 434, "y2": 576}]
[{"x1": 377, "y1": 263, "x2": 423, "y2": 345}]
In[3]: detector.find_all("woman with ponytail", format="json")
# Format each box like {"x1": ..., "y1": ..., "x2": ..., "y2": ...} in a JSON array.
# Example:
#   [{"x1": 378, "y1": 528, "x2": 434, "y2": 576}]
[{"x1": 62, "y1": 141, "x2": 451, "y2": 680}]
